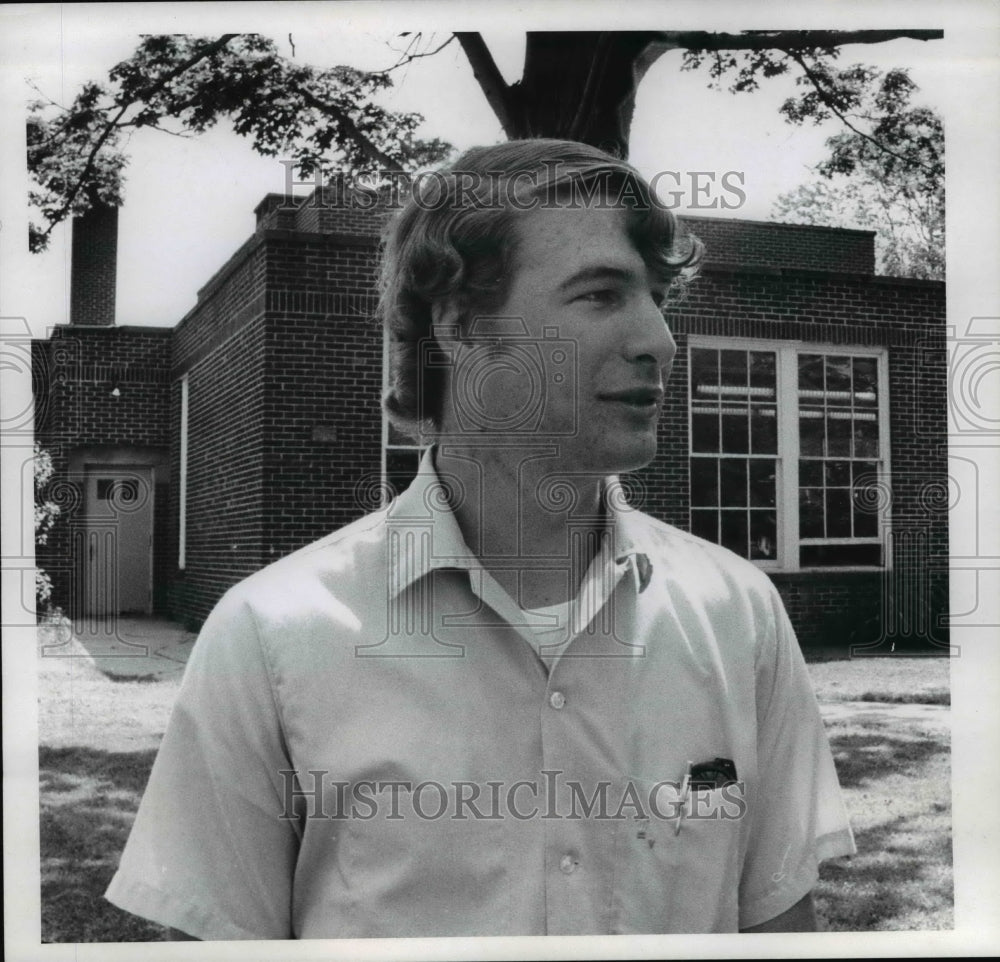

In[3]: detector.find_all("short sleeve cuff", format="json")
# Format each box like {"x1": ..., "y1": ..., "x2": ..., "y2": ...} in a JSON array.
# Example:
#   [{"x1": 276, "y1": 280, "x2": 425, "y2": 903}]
[
  {"x1": 105, "y1": 871, "x2": 274, "y2": 941},
  {"x1": 738, "y1": 828, "x2": 856, "y2": 931},
  {"x1": 815, "y1": 825, "x2": 856, "y2": 863}
]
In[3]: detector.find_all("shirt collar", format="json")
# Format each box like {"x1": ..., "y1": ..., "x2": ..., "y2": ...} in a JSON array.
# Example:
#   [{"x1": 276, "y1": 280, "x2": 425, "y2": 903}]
[
  {"x1": 385, "y1": 447, "x2": 479, "y2": 599},
  {"x1": 602, "y1": 476, "x2": 656, "y2": 594},
  {"x1": 386, "y1": 447, "x2": 653, "y2": 599}
]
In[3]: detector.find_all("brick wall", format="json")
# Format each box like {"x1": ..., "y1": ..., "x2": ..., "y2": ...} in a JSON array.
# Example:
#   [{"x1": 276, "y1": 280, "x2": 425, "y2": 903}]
[
  {"x1": 168, "y1": 243, "x2": 270, "y2": 625},
  {"x1": 683, "y1": 216, "x2": 876, "y2": 275},
  {"x1": 769, "y1": 572, "x2": 882, "y2": 650},
  {"x1": 167, "y1": 226, "x2": 385, "y2": 626},
  {"x1": 33, "y1": 326, "x2": 173, "y2": 613},
  {"x1": 168, "y1": 319, "x2": 268, "y2": 624},
  {"x1": 256, "y1": 181, "x2": 395, "y2": 238},
  {"x1": 261, "y1": 234, "x2": 383, "y2": 561}
]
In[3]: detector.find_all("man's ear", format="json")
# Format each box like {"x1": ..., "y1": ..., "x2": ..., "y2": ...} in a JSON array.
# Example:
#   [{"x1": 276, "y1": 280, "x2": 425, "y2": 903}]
[{"x1": 430, "y1": 299, "x2": 464, "y2": 344}]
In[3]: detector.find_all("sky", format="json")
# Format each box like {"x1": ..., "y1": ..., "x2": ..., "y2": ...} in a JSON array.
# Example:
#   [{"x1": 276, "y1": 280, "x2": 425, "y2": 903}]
[{"x1": 1, "y1": 4, "x2": 957, "y2": 335}]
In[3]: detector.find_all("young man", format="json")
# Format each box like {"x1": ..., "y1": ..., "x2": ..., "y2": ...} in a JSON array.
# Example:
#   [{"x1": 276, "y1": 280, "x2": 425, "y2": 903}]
[{"x1": 106, "y1": 140, "x2": 854, "y2": 939}]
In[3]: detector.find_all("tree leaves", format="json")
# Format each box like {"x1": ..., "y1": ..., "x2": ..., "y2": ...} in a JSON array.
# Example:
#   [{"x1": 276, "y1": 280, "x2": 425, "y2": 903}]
[
  {"x1": 27, "y1": 34, "x2": 452, "y2": 251},
  {"x1": 680, "y1": 40, "x2": 944, "y2": 280},
  {"x1": 33, "y1": 442, "x2": 60, "y2": 547},
  {"x1": 772, "y1": 69, "x2": 944, "y2": 280}
]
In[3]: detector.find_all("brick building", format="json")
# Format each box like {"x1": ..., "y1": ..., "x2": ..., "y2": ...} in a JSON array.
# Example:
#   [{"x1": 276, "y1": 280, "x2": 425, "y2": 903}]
[{"x1": 33, "y1": 189, "x2": 949, "y2": 652}]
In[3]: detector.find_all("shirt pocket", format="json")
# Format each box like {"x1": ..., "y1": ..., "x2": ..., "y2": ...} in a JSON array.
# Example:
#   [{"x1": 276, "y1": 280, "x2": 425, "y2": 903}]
[
  {"x1": 610, "y1": 776, "x2": 744, "y2": 934},
  {"x1": 334, "y1": 814, "x2": 511, "y2": 937}
]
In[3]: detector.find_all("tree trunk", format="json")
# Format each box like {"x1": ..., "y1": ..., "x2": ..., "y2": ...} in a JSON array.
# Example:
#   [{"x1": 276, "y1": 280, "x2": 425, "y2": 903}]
[
  {"x1": 509, "y1": 32, "x2": 664, "y2": 156},
  {"x1": 457, "y1": 29, "x2": 943, "y2": 159}
]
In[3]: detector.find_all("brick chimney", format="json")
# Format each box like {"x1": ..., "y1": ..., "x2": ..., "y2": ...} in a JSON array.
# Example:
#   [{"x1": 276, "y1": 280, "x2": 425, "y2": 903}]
[
  {"x1": 254, "y1": 192, "x2": 300, "y2": 230},
  {"x1": 70, "y1": 202, "x2": 118, "y2": 326}
]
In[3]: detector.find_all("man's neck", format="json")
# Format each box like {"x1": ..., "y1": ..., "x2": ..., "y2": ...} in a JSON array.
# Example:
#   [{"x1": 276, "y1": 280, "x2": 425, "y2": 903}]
[{"x1": 433, "y1": 444, "x2": 609, "y2": 610}]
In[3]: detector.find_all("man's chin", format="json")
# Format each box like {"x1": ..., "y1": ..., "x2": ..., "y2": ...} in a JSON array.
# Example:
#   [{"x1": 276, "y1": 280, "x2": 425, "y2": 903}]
[{"x1": 586, "y1": 439, "x2": 658, "y2": 477}]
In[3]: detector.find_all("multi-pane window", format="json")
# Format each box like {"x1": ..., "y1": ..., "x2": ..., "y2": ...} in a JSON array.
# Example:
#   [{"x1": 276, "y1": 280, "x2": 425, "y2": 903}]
[
  {"x1": 384, "y1": 421, "x2": 427, "y2": 497},
  {"x1": 690, "y1": 348, "x2": 778, "y2": 561},
  {"x1": 689, "y1": 339, "x2": 889, "y2": 570},
  {"x1": 382, "y1": 333, "x2": 428, "y2": 501},
  {"x1": 796, "y1": 353, "x2": 883, "y2": 567}
]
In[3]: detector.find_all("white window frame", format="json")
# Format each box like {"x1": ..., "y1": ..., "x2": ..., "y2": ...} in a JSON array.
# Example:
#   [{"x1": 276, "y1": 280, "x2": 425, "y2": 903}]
[
  {"x1": 381, "y1": 333, "x2": 429, "y2": 504},
  {"x1": 687, "y1": 335, "x2": 891, "y2": 573}
]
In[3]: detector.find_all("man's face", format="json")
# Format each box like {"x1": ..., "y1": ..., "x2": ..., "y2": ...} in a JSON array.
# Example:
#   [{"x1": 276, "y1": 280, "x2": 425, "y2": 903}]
[{"x1": 443, "y1": 202, "x2": 676, "y2": 477}]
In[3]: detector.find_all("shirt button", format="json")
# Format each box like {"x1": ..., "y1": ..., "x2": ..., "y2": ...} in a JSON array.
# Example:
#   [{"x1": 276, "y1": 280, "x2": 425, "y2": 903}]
[
  {"x1": 559, "y1": 853, "x2": 578, "y2": 874},
  {"x1": 549, "y1": 690, "x2": 566, "y2": 710}
]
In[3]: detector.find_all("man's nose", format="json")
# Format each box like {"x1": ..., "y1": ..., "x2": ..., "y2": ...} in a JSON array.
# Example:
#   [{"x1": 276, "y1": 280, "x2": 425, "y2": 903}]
[{"x1": 624, "y1": 294, "x2": 676, "y2": 373}]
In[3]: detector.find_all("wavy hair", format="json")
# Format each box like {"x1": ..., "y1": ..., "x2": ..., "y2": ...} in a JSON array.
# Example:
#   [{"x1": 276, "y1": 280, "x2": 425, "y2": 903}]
[{"x1": 378, "y1": 139, "x2": 703, "y2": 438}]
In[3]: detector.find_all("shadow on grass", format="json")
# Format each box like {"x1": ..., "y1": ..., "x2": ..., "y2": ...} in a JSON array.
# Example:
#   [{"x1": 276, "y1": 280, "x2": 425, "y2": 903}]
[
  {"x1": 102, "y1": 671, "x2": 165, "y2": 684},
  {"x1": 856, "y1": 691, "x2": 950, "y2": 706},
  {"x1": 818, "y1": 810, "x2": 954, "y2": 930},
  {"x1": 827, "y1": 729, "x2": 949, "y2": 790},
  {"x1": 39, "y1": 745, "x2": 168, "y2": 943},
  {"x1": 815, "y1": 717, "x2": 952, "y2": 930}
]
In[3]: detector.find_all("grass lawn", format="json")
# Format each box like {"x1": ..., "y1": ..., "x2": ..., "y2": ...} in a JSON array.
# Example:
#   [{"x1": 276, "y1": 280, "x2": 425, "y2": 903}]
[
  {"x1": 808, "y1": 653, "x2": 952, "y2": 929},
  {"x1": 37, "y1": 627, "x2": 952, "y2": 940},
  {"x1": 813, "y1": 704, "x2": 951, "y2": 929},
  {"x1": 37, "y1": 627, "x2": 179, "y2": 942},
  {"x1": 807, "y1": 655, "x2": 950, "y2": 705}
]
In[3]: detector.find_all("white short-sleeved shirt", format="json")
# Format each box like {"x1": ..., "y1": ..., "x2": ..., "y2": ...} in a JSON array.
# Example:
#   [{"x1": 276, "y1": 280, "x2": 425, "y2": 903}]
[{"x1": 106, "y1": 449, "x2": 854, "y2": 938}]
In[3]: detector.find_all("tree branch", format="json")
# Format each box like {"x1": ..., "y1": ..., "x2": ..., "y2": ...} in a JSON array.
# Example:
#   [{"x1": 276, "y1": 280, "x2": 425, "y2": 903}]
[
  {"x1": 27, "y1": 78, "x2": 68, "y2": 112},
  {"x1": 787, "y1": 50, "x2": 937, "y2": 176},
  {"x1": 36, "y1": 33, "x2": 239, "y2": 245},
  {"x1": 127, "y1": 120, "x2": 197, "y2": 139},
  {"x1": 295, "y1": 86, "x2": 405, "y2": 171},
  {"x1": 376, "y1": 33, "x2": 456, "y2": 75},
  {"x1": 454, "y1": 32, "x2": 519, "y2": 138},
  {"x1": 652, "y1": 28, "x2": 943, "y2": 52}
]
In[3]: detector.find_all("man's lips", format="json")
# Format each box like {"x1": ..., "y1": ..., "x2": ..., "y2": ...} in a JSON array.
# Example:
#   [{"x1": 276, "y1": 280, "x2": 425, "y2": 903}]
[{"x1": 598, "y1": 387, "x2": 664, "y2": 407}]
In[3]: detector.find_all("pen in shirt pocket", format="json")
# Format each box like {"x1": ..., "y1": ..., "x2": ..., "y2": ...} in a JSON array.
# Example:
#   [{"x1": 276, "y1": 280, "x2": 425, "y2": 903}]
[
  {"x1": 674, "y1": 760, "x2": 692, "y2": 836},
  {"x1": 674, "y1": 757, "x2": 740, "y2": 836}
]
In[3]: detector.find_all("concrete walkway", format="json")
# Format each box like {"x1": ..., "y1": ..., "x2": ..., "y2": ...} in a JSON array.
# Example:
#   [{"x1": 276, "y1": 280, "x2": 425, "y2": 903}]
[{"x1": 69, "y1": 615, "x2": 196, "y2": 681}]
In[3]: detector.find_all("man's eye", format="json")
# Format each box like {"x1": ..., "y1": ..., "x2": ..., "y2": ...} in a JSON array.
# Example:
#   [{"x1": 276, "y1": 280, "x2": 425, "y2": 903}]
[{"x1": 578, "y1": 290, "x2": 618, "y2": 305}]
